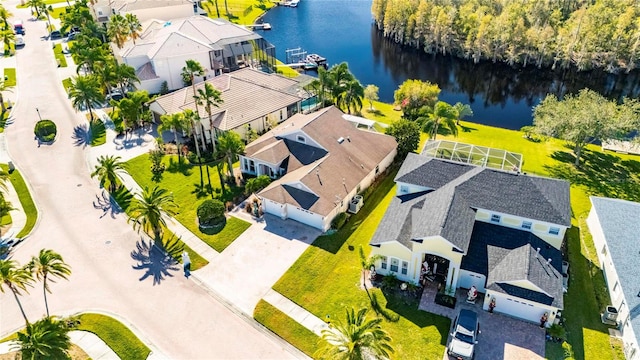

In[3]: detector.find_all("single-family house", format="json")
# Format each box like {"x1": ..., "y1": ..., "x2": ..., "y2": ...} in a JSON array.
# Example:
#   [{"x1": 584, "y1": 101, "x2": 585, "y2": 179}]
[
  {"x1": 587, "y1": 197, "x2": 640, "y2": 360},
  {"x1": 93, "y1": 0, "x2": 205, "y2": 23},
  {"x1": 149, "y1": 68, "x2": 312, "y2": 140},
  {"x1": 242, "y1": 106, "x2": 397, "y2": 231},
  {"x1": 370, "y1": 150, "x2": 571, "y2": 325},
  {"x1": 117, "y1": 16, "x2": 276, "y2": 93}
]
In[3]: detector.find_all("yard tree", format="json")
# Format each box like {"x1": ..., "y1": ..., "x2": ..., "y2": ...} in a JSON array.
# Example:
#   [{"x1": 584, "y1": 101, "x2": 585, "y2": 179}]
[
  {"x1": 453, "y1": 102, "x2": 473, "y2": 125},
  {"x1": 358, "y1": 246, "x2": 382, "y2": 293},
  {"x1": 385, "y1": 119, "x2": 421, "y2": 161},
  {"x1": 0, "y1": 258, "x2": 34, "y2": 325},
  {"x1": 69, "y1": 75, "x2": 104, "y2": 122},
  {"x1": 0, "y1": 5, "x2": 13, "y2": 31},
  {"x1": 13, "y1": 316, "x2": 73, "y2": 359},
  {"x1": 364, "y1": 84, "x2": 379, "y2": 111},
  {"x1": 182, "y1": 59, "x2": 207, "y2": 151},
  {"x1": 112, "y1": 62, "x2": 139, "y2": 95},
  {"x1": 159, "y1": 112, "x2": 190, "y2": 161},
  {"x1": 128, "y1": 186, "x2": 178, "y2": 240},
  {"x1": 533, "y1": 89, "x2": 640, "y2": 166},
  {"x1": 421, "y1": 101, "x2": 459, "y2": 140},
  {"x1": 28, "y1": 249, "x2": 71, "y2": 317},
  {"x1": 107, "y1": 14, "x2": 128, "y2": 49},
  {"x1": 244, "y1": 175, "x2": 271, "y2": 195},
  {"x1": 183, "y1": 109, "x2": 205, "y2": 184},
  {"x1": 125, "y1": 13, "x2": 142, "y2": 43},
  {"x1": 195, "y1": 82, "x2": 223, "y2": 152},
  {"x1": 91, "y1": 155, "x2": 127, "y2": 193},
  {"x1": 216, "y1": 131, "x2": 245, "y2": 178},
  {"x1": 340, "y1": 79, "x2": 364, "y2": 115},
  {"x1": 316, "y1": 307, "x2": 394, "y2": 360},
  {"x1": 394, "y1": 79, "x2": 441, "y2": 121}
]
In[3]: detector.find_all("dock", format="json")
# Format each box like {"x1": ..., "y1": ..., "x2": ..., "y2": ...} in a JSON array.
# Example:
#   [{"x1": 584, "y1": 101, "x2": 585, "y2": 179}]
[
  {"x1": 284, "y1": 48, "x2": 328, "y2": 71},
  {"x1": 246, "y1": 23, "x2": 272, "y2": 30}
]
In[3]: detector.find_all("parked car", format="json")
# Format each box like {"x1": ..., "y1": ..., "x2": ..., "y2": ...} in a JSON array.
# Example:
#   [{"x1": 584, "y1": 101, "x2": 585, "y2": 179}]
[
  {"x1": 15, "y1": 35, "x2": 24, "y2": 47},
  {"x1": 65, "y1": 31, "x2": 79, "y2": 41},
  {"x1": 13, "y1": 20, "x2": 24, "y2": 35},
  {"x1": 49, "y1": 30, "x2": 62, "y2": 40},
  {"x1": 448, "y1": 309, "x2": 480, "y2": 360}
]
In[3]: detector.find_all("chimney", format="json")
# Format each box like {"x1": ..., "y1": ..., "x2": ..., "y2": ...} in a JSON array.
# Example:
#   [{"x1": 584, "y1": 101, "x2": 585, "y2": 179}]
[
  {"x1": 535, "y1": 248, "x2": 540, "y2": 258},
  {"x1": 547, "y1": 258, "x2": 552, "y2": 265}
]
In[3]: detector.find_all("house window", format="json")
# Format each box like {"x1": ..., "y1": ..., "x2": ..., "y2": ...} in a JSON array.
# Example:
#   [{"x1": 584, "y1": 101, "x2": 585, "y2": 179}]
[
  {"x1": 400, "y1": 185, "x2": 409, "y2": 194},
  {"x1": 243, "y1": 158, "x2": 249, "y2": 171},
  {"x1": 280, "y1": 110, "x2": 284, "y2": 120},
  {"x1": 491, "y1": 214, "x2": 501, "y2": 223},
  {"x1": 522, "y1": 221, "x2": 532, "y2": 230},
  {"x1": 380, "y1": 256, "x2": 387, "y2": 270},
  {"x1": 401, "y1": 261, "x2": 408, "y2": 275},
  {"x1": 249, "y1": 160, "x2": 255, "y2": 173},
  {"x1": 549, "y1": 227, "x2": 560, "y2": 235},
  {"x1": 297, "y1": 135, "x2": 306, "y2": 143},
  {"x1": 390, "y1": 258, "x2": 399, "y2": 273}
]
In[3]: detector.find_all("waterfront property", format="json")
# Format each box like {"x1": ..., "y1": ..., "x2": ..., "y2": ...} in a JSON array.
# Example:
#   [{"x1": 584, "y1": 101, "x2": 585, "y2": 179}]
[
  {"x1": 587, "y1": 197, "x2": 640, "y2": 360},
  {"x1": 369, "y1": 145, "x2": 571, "y2": 326},
  {"x1": 117, "y1": 16, "x2": 276, "y2": 93},
  {"x1": 241, "y1": 106, "x2": 397, "y2": 231},
  {"x1": 149, "y1": 68, "x2": 313, "y2": 140}
]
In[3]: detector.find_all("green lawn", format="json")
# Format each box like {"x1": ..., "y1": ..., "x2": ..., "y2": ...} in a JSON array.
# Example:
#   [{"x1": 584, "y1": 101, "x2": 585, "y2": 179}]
[
  {"x1": 17, "y1": 0, "x2": 70, "y2": 8},
  {"x1": 90, "y1": 120, "x2": 106, "y2": 146},
  {"x1": 126, "y1": 154, "x2": 249, "y2": 253},
  {"x1": 53, "y1": 44, "x2": 68, "y2": 68},
  {"x1": 3, "y1": 68, "x2": 16, "y2": 87},
  {"x1": 264, "y1": 172, "x2": 451, "y2": 359},
  {"x1": 61, "y1": 77, "x2": 72, "y2": 94},
  {"x1": 1, "y1": 165, "x2": 38, "y2": 238},
  {"x1": 203, "y1": 0, "x2": 274, "y2": 25},
  {"x1": 77, "y1": 313, "x2": 150, "y2": 360},
  {"x1": 50, "y1": 6, "x2": 69, "y2": 19}
]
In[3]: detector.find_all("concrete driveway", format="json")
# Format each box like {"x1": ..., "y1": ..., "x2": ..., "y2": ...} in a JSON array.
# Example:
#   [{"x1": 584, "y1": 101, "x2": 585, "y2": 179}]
[{"x1": 196, "y1": 214, "x2": 321, "y2": 315}]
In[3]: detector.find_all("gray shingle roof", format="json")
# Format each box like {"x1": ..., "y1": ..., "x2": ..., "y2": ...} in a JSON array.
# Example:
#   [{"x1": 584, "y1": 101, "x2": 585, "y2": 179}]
[
  {"x1": 486, "y1": 283, "x2": 557, "y2": 307},
  {"x1": 370, "y1": 192, "x2": 428, "y2": 248},
  {"x1": 589, "y1": 197, "x2": 640, "y2": 342},
  {"x1": 395, "y1": 154, "x2": 474, "y2": 189}
]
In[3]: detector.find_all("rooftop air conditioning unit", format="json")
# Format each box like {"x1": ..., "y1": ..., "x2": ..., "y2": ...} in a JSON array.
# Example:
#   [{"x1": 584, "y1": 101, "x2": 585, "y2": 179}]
[{"x1": 348, "y1": 195, "x2": 364, "y2": 214}]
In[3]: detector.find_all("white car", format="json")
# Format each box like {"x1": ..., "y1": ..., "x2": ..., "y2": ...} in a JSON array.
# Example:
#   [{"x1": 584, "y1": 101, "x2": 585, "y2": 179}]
[
  {"x1": 15, "y1": 35, "x2": 24, "y2": 47},
  {"x1": 448, "y1": 309, "x2": 480, "y2": 360}
]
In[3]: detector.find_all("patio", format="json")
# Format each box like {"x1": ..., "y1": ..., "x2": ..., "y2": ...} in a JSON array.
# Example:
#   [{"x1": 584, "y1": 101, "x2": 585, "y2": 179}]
[{"x1": 419, "y1": 282, "x2": 546, "y2": 360}]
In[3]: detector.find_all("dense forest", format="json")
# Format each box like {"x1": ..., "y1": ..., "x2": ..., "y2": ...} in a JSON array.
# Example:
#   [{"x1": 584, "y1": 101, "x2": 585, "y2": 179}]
[{"x1": 371, "y1": 0, "x2": 640, "y2": 72}]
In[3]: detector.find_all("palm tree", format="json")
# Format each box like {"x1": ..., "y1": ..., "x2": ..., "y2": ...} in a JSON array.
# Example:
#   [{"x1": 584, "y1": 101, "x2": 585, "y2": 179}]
[
  {"x1": 159, "y1": 113, "x2": 189, "y2": 161},
  {"x1": 209, "y1": 0, "x2": 221, "y2": 18},
  {"x1": 0, "y1": 80, "x2": 14, "y2": 115},
  {"x1": 182, "y1": 109, "x2": 204, "y2": 184},
  {"x1": 107, "y1": 14, "x2": 128, "y2": 49},
  {"x1": 317, "y1": 307, "x2": 394, "y2": 360},
  {"x1": 13, "y1": 316, "x2": 73, "y2": 359},
  {"x1": 421, "y1": 101, "x2": 459, "y2": 140},
  {"x1": 91, "y1": 155, "x2": 127, "y2": 193},
  {"x1": 340, "y1": 79, "x2": 364, "y2": 114},
  {"x1": 1, "y1": 29, "x2": 14, "y2": 52},
  {"x1": 26, "y1": 0, "x2": 45, "y2": 18},
  {"x1": 128, "y1": 186, "x2": 178, "y2": 240},
  {"x1": 453, "y1": 102, "x2": 474, "y2": 125},
  {"x1": 0, "y1": 5, "x2": 13, "y2": 31},
  {"x1": 195, "y1": 83, "x2": 223, "y2": 152},
  {"x1": 0, "y1": 259, "x2": 34, "y2": 325},
  {"x1": 0, "y1": 193, "x2": 15, "y2": 236},
  {"x1": 216, "y1": 131, "x2": 244, "y2": 178},
  {"x1": 112, "y1": 63, "x2": 139, "y2": 95},
  {"x1": 72, "y1": 39, "x2": 108, "y2": 74},
  {"x1": 181, "y1": 60, "x2": 206, "y2": 150},
  {"x1": 125, "y1": 13, "x2": 142, "y2": 44},
  {"x1": 358, "y1": 246, "x2": 382, "y2": 292},
  {"x1": 28, "y1": 250, "x2": 71, "y2": 317},
  {"x1": 69, "y1": 75, "x2": 104, "y2": 121}
]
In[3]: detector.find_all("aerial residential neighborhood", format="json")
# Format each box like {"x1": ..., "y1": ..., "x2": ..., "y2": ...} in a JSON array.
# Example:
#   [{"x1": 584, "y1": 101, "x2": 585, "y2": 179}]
[{"x1": 1, "y1": 0, "x2": 640, "y2": 360}]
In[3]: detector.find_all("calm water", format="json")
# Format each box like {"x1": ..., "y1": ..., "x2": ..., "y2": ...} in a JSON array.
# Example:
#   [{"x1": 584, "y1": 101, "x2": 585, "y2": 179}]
[{"x1": 258, "y1": 0, "x2": 640, "y2": 129}]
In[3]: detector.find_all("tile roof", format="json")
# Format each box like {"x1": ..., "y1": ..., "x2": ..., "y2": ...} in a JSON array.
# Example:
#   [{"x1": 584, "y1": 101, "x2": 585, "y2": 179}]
[
  {"x1": 255, "y1": 107, "x2": 397, "y2": 216},
  {"x1": 136, "y1": 62, "x2": 159, "y2": 81}
]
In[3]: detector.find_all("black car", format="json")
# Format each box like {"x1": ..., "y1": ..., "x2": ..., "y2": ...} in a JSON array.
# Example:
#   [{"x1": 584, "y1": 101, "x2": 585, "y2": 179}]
[{"x1": 49, "y1": 30, "x2": 62, "y2": 40}]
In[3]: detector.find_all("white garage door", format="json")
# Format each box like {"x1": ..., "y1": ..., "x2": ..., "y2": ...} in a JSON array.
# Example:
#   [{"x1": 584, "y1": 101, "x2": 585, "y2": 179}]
[
  {"x1": 493, "y1": 293, "x2": 546, "y2": 324},
  {"x1": 286, "y1": 205, "x2": 323, "y2": 230},
  {"x1": 458, "y1": 270, "x2": 486, "y2": 292}
]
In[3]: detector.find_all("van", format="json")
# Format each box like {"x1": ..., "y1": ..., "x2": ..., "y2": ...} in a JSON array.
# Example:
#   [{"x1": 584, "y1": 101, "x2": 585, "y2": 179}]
[{"x1": 13, "y1": 20, "x2": 24, "y2": 35}]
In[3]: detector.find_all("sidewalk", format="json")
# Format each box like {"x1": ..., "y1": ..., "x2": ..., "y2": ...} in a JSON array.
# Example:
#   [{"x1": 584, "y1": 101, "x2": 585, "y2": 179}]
[{"x1": 263, "y1": 289, "x2": 329, "y2": 336}]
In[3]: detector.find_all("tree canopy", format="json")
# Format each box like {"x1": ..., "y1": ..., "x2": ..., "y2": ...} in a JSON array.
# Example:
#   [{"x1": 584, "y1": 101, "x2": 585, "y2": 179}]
[{"x1": 385, "y1": 119, "x2": 421, "y2": 161}]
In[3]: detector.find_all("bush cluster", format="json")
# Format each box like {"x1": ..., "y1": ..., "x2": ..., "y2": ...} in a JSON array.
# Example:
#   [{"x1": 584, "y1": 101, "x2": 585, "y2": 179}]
[
  {"x1": 34, "y1": 120, "x2": 57, "y2": 142},
  {"x1": 331, "y1": 212, "x2": 349, "y2": 230},
  {"x1": 197, "y1": 199, "x2": 225, "y2": 227}
]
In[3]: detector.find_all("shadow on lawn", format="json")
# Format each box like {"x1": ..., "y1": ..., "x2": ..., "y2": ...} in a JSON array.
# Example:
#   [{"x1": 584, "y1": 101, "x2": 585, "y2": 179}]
[
  {"x1": 545, "y1": 148, "x2": 640, "y2": 202},
  {"x1": 166, "y1": 157, "x2": 192, "y2": 176},
  {"x1": 131, "y1": 237, "x2": 183, "y2": 285}
]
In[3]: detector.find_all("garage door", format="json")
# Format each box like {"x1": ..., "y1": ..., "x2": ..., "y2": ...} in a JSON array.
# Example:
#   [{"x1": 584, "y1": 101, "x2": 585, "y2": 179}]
[
  {"x1": 493, "y1": 294, "x2": 545, "y2": 323},
  {"x1": 286, "y1": 205, "x2": 323, "y2": 230},
  {"x1": 458, "y1": 270, "x2": 486, "y2": 292}
]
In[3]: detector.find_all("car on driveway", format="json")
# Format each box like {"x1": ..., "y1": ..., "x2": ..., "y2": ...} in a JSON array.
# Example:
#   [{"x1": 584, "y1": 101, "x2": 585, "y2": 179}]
[
  {"x1": 49, "y1": 30, "x2": 62, "y2": 40},
  {"x1": 448, "y1": 309, "x2": 480, "y2": 360}
]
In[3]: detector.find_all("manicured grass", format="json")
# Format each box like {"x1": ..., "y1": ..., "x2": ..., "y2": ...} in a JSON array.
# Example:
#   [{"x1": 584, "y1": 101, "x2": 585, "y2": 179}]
[
  {"x1": 50, "y1": 6, "x2": 69, "y2": 19},
  {"x1": 53, "y1": 44, "x2": 68, "y2": 68},
  {"x1": 203, "y1": 0, "x2": 274, "y2": 25},
  {"x1": 126, "y1": 154, "x2": 248, "y2": 252},
  {"x1": 77, "y1": 313, "x2": 150, "y2": 360},
  {"x1": 1, "y1": 212, "x2": 11, "y2": 226},
  {"x1": 269, "y1": 172, "x2": 451, "y2": 359},
  {"x1": 3, "y1": 68, "x2": 16, "y2": 87},
  {"x1": 61, "y1": 77, "x2": 72, "y2": 94},
  {"x1": 89, "y1": 120, "x2": 106, "y2": 146},
  {"x1": 254, "y1": 300, "x2": 321, "y2": 357},
  {"x1": 0, "y1": 112, "x2": 9, "y2": 133},
  {"x1": 17, "y1": 0, "x2": 70, "y2": 8},
  {"x1": 0, "y1": 165, "x2": 38, "y2": 238}
]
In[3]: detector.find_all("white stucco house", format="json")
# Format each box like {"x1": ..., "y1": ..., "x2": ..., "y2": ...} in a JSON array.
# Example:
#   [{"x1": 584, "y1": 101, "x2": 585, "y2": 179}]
[
  {"x1": 149, "y1": 68, "x2": 313, "y2": 141},
  {"x1": 369, "y1": 149, "x2": 571, "y2": 326},
  {"x1": 587, "y1": 196, "x2": 640, "y2": 360},
  {"x1": 241, "y1": 106, "x2": 397, "y2": 231},
  {"x1": 93, "y1": 0, "x2": 205, "y2": 23},
  {"x1": 116, "y1": 16, "x2": 276, "y2": 93}
]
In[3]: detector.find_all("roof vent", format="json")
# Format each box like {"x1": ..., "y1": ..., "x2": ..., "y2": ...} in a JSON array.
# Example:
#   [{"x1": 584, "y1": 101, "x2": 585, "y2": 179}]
[
  {"x1": 547, "y1": 258, "x2": 552, "y2": 265},
  {"x1": 535, "y1": 247, "x2": 540, "y2": 258},
  {"x1": 347, "y1": 136, "x2": 351, "y2": 142},
  {"x1": 337, "y1": 137, "x2": 345, "y2": 144}
]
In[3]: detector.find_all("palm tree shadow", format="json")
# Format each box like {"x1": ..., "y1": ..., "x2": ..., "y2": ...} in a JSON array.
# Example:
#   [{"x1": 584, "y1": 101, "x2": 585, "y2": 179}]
[
  {"x1": 72, "y1": 123, "x2": 91, "y2": 148},
  {"x1": 191, "y1": 182, "x2": 212, "y2": 199},
  {"x1": 92, "y1": 190, "x2": 123, "y2": 219},
  {"x1": 166, "y1": 157, "x2": 192, "y2": 176},
  {"x1": 130, "y1": 238, "x2": 181, "y2": 285}
]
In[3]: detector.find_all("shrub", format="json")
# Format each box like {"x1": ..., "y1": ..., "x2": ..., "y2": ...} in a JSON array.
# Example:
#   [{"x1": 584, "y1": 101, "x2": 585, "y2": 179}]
[
  {"x1": 159, "y1": 81, "x2": 169, "y2": 95},
  {"x1": 197, "y1": 199, "x2": 225, "y2": 227},
  {"x1": 34, "y1": 120, "x2": 57, "y2": 142},
  {"x1": 149, "y1": 149, "x2": 165, "y2": 174},
  {"x1": 245, "y1": 175, "x2": 271, "y2": 195},
  {"x1": 331, "y1": 212, "x2": 349, "y2": 230}
]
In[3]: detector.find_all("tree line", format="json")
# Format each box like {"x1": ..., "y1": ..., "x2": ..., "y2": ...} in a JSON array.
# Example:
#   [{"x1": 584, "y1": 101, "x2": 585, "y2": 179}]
[{"x1": 372, "y1": 0, "x2": 640, "y2": 72}]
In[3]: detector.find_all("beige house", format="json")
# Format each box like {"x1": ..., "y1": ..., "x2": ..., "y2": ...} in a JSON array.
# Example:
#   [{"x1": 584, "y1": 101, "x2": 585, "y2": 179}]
[{"x1": 241, "y1": 106, "x2": 397, "y2": 231}]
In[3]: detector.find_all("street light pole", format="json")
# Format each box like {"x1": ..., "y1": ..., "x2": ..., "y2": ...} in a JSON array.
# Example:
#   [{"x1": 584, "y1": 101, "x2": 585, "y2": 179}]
[{"x1": 36, "y1": 108, "x2": 42, "y2": 121}]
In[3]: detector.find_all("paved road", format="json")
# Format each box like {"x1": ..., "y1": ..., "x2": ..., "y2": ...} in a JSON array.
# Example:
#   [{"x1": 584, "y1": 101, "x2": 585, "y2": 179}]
[{"x1": 0, "y1": 3, "x2": 301, "y2": 359}]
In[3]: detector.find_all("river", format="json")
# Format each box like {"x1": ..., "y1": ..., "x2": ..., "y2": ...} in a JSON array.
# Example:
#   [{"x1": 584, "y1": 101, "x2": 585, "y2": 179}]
[{"x1": 257, "y1": 0, "x2": 640, "y2": 130}]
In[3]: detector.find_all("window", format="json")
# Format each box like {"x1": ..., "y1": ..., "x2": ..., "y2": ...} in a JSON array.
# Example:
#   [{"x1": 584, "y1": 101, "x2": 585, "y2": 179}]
[
  {"x1": 521, "y1": 221, "x2": 532, "y2": 230},
  {"x1": 380, "y1": 256, "x2": 387, "y2": 270},
  {"x1": 491, "y1": 214, "x2": 501, "y2": 223},
  {"x1": 400, "y1": 185, "x2": 409, "y2": 194},
  {"x1": 297, "y1": 135, "x2": 306, "y2": 143},
  {"x1": 243, "y1": 158, "x2": 249, "y2": 171},
  {"x1": 249, "y1": 160, "x2": 255, "y2": 173},
  {"x1": 549, "y1": 227, "x2": 560, "y2": 235},
  {"x1": 401, "y1": 261, "x2": 408, "y2": 275},
  {"x1": 390, "y1": 258, "x2": 399, "y2": 273}
]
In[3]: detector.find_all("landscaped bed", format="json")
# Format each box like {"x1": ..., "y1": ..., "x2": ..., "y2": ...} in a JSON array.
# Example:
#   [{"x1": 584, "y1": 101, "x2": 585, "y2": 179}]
[
  {"x1": 76, "y1": 313, "x2": 150, "y2": 360},
  {"x1": 1, "y1": 164, "x2": 37, "y2": 238}
]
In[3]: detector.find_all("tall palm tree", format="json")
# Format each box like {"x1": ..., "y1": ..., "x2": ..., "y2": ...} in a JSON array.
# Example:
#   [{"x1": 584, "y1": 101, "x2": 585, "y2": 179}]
[
  {"x1": 216, "y1": 131, "x2": 244, "y2": 178},
  {"x1": 0, "y1": 5, "x2": 13, "y2": 31},
  {"x1": 26, "y1": 0, "x2": 45, "y2": 17},
  {"x1": 453, "y1": 102, "x2": 474, "y2": 125},
  {"x1": 28, "y1": 250, "x2": 71, "y2": 317},
  {"x1": 107, "y1": 14, "x2": 128, "y2": 49},
  {"x1": 358, "y1": 246, "x2": 382, "y2": 292},
  {"x1": 183, "y1": 109, "x2": 204, "y2": 184},
  {"x1": 128, "y1": 186, "x2": 178, "y2": 240},
  {"x1": 340, "y1": 79, "x2": 364, "y2": 114},
  {"x1": 181, "y1": 60, "x2": 206, "y2": 150},
  {"x1": 317, "y1": 307, "x2": 394, "y2": 360},
  {"x1": 421, "y1": 101, "x2": 459, "y2": 140},
  {"x1": 112, "y1": 63, "x2": 139, "y2": 95},
  {"x1": 1, "y1": 29, "x2": 14, "y2": 52},
  {"x1": 91, "y1": 155, "x2": 127, "y2": 193},
  {"x1": 125, "y1": 13, "x2": 142, "y2": 44},
  {"x1": 69, "y1": 75, "x2": 104, "y2": 121},
  {"x1": 72, "y1": 39, "x2": 108, "y2": 74},
  {"x1": 159, "y1": 112, "x2": 189, "y2": 161},
  {"x1": 209, "y1": 0, "x2": 221, "y2": 18},
  {"x1": 0, "y1": 80, "x2": 14, "y2": 115},
  {"x1": 195, "y1": 83, "x2": 223, "y2": 152},
  {"x1": 0, "y1": 259, "x2": 33, "y2": 325},
  {"x1": 13, "y1": 316, "x2": 73, "y2": 359}
]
